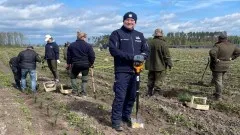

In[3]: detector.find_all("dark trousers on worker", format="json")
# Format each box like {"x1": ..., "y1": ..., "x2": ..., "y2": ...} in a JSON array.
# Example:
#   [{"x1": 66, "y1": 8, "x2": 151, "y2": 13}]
[
  {"x1": 11, "y1": 67, "x2": 21, "y2": 88},
  {"x1": 70, "y1": 63, "x2": 89, "y2": 95},
  {"x1": 111, "y1": 72, "x2": 136, "y2": 126},
  {"x1": 147, "y1": 70, "x2": 166, "y2": 95},
  {"x1": 212, "y1": 71, "x2": 226, "y2": 98},
  {"x1": 47, "y1": 60, "x2": 59, "y2": 80}
]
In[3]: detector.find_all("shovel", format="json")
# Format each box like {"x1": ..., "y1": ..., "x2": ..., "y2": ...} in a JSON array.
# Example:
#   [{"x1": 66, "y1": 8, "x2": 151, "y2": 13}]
[
  {"x1": 132, "y1": 61, "x2": 144, "y2": 129},
  {"x1": 90, "y1": 68, "x2": 96, "y2": 99}
]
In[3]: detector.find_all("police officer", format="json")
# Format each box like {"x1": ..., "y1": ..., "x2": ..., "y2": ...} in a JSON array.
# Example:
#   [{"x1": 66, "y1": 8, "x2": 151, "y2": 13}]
[
  {"x1": 145, "y1": 28, "x2": 172, "y2": 96},
  {"x1": 209, "y1": 33, "x2": 240, "y2": 100},
  {"x1": 109, "y1": 11, "x2": 149, "y2": 131}
]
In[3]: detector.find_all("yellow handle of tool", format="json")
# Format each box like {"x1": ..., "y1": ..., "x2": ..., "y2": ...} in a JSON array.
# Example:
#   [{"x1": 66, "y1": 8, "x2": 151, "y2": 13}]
[{"x1": 134, "y1": 62, "x2": 144, "y2": 73}]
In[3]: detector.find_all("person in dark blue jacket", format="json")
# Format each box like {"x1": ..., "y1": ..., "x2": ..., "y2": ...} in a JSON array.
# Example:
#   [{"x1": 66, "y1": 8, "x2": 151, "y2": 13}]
[
  {"x1": 109, "y1": 11, "x2": 149, "y2": 131},
  {"x1": 67, "y1": 32, "x2": 95, "y2": 97},
  {"x1": 44, "y1": 34, "x2": 60, "y2": 82}
]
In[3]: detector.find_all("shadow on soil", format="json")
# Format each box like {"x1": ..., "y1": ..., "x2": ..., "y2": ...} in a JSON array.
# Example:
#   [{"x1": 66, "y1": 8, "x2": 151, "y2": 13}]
[
  {"x1": 67, "y1": 100, "x2": 112, "y2": 127},
  {"x1": 189, "y1": 82, "x2": 212, "y2": 87},
  {"x1": 154, "y1": 88, "x2": 205, "y2": 99}
]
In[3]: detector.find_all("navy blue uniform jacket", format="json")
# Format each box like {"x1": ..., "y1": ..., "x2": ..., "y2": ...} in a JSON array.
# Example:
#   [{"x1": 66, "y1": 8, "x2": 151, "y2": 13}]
[{"x1": 109, "y1": 26, "x2": 149, "y2": 73}]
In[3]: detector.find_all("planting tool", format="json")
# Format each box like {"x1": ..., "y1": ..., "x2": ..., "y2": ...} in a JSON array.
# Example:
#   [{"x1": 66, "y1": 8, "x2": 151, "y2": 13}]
[
  {"x1": 90, "y1": 68, "x2": 96, "y2": 99},
  {"x1": 132, "y1": 60, "x2": 144, "y2": 129},
  {"x1": 198, "y1": 57, "x2": 210, "y2": 85}
]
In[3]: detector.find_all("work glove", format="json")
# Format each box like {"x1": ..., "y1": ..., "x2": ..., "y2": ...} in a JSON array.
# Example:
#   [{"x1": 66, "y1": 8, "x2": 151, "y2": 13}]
[
  {"x1": 57, "y1": 60, "x2": 61, "y2": 64},
  {"x1": 134, "y1": 55, "x2": 144, "y2": 62}
]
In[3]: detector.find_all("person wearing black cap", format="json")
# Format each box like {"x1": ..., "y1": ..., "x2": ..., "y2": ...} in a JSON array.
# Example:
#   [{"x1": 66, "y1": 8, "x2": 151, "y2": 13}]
[
  {"x1": 209, "y1": 32, "x2": 240, "y2": 100},
  {"x1": 108, "y1": 11, "x2": 149, "y2": 131},
  {"x1": 17, "y1": 46, "x2": 41, "y2": 93}
]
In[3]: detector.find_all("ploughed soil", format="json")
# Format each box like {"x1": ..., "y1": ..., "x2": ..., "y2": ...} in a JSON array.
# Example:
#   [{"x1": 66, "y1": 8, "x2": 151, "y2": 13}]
[{"x1": 1, "y1": 50, "x2": 240, "y2": 135}]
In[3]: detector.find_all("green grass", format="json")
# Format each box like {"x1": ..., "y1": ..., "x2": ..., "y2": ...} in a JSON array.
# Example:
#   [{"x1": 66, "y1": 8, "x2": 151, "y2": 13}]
[{"x1": 1, "y1": 46, "x2": 240, "y2": 134}]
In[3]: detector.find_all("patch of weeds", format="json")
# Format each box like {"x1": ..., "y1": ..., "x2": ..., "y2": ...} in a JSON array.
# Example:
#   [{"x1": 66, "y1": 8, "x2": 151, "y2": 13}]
[
  {"x1": 193, "y1": 121, "x2": 204, "y2": 131},
  {"x1": 0, "y1": 74, "x2": 12, "y2": 87},
  {"x1": 66, "y1": 112, "x2": 104, "y2": 135},
  {"x1": 97, "y1": 104, "x2": 109, "y2": 111},
  {"x1": 159, "y1": 127, "x2": 176, "y2": 135},
  {"x1": 167, "y1": 113, "x2": 185, "y2": 124},
  {"x1": 177, "y1": 92, "x2": 191, "y2": 102},
  {"x1": 20, "y1": 106, "x2": 32, "y2": 120},
  {"x1": 212, "y1": 102, "x2": 240, "y2": 116},
  {"x1": 193, "y1": 98, "x2": 206, "y2": 104},
  {"x1": 62, "y1": 131, "x2": 67, "y2": 135},
  {"x1": 167, "y1": 113, "x2": 193, "y2": 129}
]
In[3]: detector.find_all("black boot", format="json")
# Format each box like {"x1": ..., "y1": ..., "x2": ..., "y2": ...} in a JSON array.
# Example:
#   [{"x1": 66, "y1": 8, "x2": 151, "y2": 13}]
[
  {"x1": 213, "y1": 93, "x2": 222, "y2": 101},
  {"x1": 112, "y1": 124, "x2": 123, "y2": 132},
  {"x1": 146, "y1": 87, "x2": 154, "y2": 96},
  {"x1": 122, "y1": 117, "x2": 132, "y2": 127}
]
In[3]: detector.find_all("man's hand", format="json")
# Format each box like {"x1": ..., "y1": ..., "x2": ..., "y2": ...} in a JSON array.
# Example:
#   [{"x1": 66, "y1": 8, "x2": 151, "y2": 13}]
[
  {"x1": 216, "y1": 59, "x2": 220, "y2": 62},
  {"x1": 66, "y1": 64, "x2": 71, "y2": 70},
  {"x1": 57, "y1": 60, "x2": 61, "y2": 64},
  {"x1": 134, "y1": 55, "x2": 144, "y2": 62}
]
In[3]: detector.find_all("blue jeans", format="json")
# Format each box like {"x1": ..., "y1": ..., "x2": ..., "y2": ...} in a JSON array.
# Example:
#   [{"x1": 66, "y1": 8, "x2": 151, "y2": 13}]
[{"x1": 21, "y1": 69, "x2": 37, "y2": 92}]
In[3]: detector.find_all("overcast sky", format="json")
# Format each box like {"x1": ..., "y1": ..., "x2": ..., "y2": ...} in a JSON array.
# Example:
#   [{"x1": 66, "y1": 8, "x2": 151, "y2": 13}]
[{"x1": 0, "y1": 0, "x2": 240, "y2": 44}]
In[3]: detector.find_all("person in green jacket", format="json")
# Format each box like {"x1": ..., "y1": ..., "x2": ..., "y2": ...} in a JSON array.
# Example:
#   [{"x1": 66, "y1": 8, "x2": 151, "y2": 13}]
[
  {"x1": 63, "y1": 42, "x2": 70, "y2": 61},
  {"x1": 145, "y1": 28, "x2": 172, "y2": 96},
  {"x1": 209, "y1": 33, "x2": 240, "y2": 100}
]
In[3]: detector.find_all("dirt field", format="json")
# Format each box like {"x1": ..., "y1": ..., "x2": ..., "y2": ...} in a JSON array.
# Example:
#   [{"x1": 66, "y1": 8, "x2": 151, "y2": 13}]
[{"x1": 0, "y1": 47, "x2": 239, "y2": 135}]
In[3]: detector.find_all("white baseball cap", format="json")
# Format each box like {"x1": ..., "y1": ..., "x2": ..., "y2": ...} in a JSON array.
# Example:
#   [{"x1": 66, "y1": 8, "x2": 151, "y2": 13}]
[{"x1": 45, "y1": 34, "x2": 52, "y2": 42}]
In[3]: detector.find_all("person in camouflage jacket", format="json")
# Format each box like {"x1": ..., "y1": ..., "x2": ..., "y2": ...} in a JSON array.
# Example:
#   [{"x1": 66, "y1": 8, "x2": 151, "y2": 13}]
[{"x1": 209, "y1": 33, "x2": 240, "y2": 100}]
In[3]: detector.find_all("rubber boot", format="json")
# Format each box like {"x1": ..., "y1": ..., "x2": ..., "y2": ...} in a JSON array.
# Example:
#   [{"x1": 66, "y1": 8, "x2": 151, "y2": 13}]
[
  {"x1": 71, "y1": 79, "x2": 79, "y2": 95},
  {"x1": 81, "y1": 82, "x2": 87, "y2": 97}
]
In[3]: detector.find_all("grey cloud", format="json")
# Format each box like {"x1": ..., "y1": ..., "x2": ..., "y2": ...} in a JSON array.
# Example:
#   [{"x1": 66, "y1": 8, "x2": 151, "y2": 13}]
[{"x1": 0, "y1": 0, "x2": 55, "y2": 7}]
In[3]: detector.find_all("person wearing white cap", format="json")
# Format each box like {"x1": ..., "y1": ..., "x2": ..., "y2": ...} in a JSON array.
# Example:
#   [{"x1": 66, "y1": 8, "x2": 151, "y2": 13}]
[{"x1": 44, "y1": 34, "x2": 60, "y2": 82}]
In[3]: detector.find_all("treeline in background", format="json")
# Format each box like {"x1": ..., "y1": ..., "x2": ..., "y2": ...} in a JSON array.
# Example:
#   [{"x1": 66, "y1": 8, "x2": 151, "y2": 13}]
[
  {"x1": 0, "y1": 32, "x2": 25, "y2": 46},
  {"x1": 92, "y1": 31, "x2": 240, "y2": 48},
  {"x1": 1, "y1": 31, "x2": 240, "y2": 47}
]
